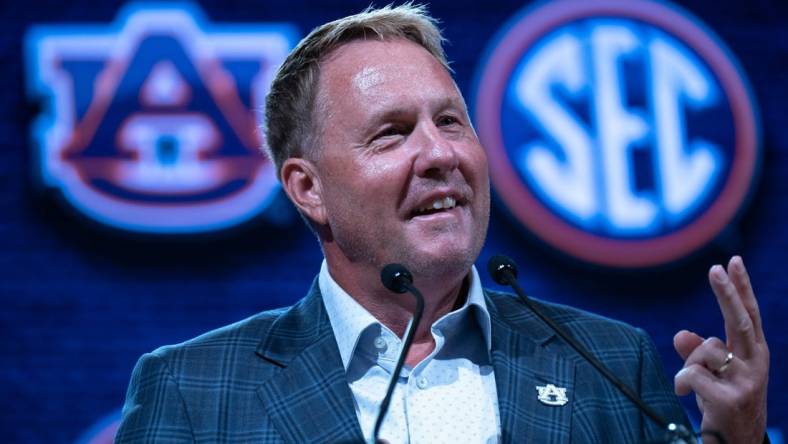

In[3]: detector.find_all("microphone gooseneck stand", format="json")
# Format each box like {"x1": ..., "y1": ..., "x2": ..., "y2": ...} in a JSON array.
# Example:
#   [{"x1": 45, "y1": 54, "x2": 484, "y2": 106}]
[
  {"x1": 487, "y1": 254, "x2": 714, "y2": 444},
  {"x1": 371, "y1": 264, "x2": 425, "y2": 444}
]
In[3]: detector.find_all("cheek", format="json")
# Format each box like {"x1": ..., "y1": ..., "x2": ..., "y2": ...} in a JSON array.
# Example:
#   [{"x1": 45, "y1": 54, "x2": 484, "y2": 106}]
[
  {"x1": 461, "y1": 146, "x2": 490, "y2": 184},
  {"x1": 472, "y1": 141, "x2": 490, "y2": 170},
  {"x1": 464, "y1": 148, "x2": 491, "y2": 216},
  {"x1": 366, "y1": 151, "x2": 412, "y2": 175},
  {"x1": 326, "y1": 160, "x2": 405, "y2": 210},
  {"x1": 357, "y1": 155, "x2": 413, "y2": 194}
]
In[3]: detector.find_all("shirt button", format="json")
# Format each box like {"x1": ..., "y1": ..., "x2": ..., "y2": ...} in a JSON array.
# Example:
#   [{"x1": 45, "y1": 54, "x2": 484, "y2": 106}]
[
  {"x1": 416, "y1": 376, "x2": 428, "y2": 389},
  {"x1": 374, "y1": 336, "x2": 387, "y2": 350}
]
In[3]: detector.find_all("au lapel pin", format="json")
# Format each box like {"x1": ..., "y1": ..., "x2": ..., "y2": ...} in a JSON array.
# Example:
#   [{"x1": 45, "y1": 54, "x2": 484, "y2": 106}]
[{"x1": 536, "y1": 383, "x2": 569, "y2": 406}]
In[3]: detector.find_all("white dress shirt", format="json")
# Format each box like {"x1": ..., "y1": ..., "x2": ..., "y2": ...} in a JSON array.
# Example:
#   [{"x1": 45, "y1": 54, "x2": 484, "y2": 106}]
[{"x1": 320, "y1": 261, "x2": 501, "y2": 444}]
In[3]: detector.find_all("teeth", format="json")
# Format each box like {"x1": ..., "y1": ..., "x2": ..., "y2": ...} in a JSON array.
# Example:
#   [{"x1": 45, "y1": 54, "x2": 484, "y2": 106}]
[{"x1": 416, "y1": 197, "x2": 456, "y2": 214}]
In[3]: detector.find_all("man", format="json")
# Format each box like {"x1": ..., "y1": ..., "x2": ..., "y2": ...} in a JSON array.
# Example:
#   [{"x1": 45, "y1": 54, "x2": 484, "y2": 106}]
[{"x1": 116, "y1": 5, "x2": 769, "y2": 443}]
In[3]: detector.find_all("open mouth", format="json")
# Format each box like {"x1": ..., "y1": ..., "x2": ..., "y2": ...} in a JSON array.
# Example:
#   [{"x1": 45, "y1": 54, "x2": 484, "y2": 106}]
[{"x1": 410, "y1": 196, "x2": 459, "y2": 218}]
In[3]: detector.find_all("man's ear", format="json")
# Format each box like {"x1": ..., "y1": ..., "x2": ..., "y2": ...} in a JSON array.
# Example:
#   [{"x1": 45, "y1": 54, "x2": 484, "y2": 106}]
[{"x1": 280, "y1": 157, "x2": 328, "y2": 225}]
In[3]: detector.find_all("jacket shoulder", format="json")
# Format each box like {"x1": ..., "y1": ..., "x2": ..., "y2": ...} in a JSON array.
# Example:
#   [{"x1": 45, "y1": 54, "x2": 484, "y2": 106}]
[
  {"x1": 485, "y1": 288, "x2": 649, "y2": 353},
  {"x1": 117, "y1": 305, "x2": 300, "y2": 443},
  {"x1": 147, "y1": 305, "x2": 291, "y2": 374},
  {"x1": 484, "y1": 289, "x2": 689, "y2": 438}
]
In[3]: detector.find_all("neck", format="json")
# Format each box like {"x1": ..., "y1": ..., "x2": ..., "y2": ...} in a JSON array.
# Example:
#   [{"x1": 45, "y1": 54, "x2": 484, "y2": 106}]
[{"x1": 324, "y1": 252, "x2": 471, "y2": 365}]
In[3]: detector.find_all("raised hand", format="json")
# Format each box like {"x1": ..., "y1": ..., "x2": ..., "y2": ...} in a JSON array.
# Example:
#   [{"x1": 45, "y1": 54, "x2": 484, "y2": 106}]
[{"x1": 673, "y1": 256, "x2": 769, "y2": 444}]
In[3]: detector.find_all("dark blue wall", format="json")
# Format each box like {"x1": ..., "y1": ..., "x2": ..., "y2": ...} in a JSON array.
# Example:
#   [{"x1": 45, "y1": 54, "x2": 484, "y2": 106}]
[{"x1": 1, "y1": 1, "x2": 786, "y2": 442}]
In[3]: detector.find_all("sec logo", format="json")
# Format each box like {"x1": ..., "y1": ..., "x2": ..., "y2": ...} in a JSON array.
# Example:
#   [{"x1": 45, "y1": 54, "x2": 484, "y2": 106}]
[
  {"x1": 25, "y1": 4, "x2": 298, "y2": 233},
  {"x1": 473, "y1": 0, "x2": 760, "y2": 267}
]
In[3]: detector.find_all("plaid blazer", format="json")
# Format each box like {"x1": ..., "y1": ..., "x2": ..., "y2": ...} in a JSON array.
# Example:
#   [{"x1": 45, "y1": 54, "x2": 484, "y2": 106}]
[{"x1": 115, "y1": 279, "x2": 689, "y2": 443}]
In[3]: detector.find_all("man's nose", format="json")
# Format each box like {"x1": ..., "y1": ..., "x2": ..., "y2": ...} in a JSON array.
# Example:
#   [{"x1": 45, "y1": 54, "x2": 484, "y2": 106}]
[{"x1": 413, "y1": 123, "x2": 459, "y2": 178}]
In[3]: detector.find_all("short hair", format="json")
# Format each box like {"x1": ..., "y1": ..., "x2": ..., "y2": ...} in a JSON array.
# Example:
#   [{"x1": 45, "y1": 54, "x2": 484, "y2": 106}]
[{"x1": 263, "y1": 3, "x2": 449, "y2": 179}]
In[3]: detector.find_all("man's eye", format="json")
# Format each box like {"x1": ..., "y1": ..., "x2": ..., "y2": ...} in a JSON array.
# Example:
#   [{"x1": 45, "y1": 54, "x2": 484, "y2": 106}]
[
  {"x1": 377, "y1": 127, "x2": 401, "y2": 138},
  {"x1": 438, "y1": 115, "x2": 460, "y2": 126},
  {"x1": 372, "y1": 125, "x2": 411, "y2": 142}
]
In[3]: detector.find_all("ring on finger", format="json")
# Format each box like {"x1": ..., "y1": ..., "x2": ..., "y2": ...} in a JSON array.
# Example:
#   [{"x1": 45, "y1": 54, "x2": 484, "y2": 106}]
[{"x1": 715, "y1": 352, "x2": 734, "y2": 375}]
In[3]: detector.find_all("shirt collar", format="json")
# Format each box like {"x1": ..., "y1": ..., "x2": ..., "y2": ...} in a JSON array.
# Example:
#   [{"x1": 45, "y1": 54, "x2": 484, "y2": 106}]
[{"x1": 319, "y1": 260, "x2": 493, "y2": 370}]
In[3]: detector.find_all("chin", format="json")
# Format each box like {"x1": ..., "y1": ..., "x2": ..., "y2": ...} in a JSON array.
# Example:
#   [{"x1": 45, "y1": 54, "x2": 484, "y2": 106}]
[{"x1": 404, "y1": 244, "x2": 477, "y2": 279}]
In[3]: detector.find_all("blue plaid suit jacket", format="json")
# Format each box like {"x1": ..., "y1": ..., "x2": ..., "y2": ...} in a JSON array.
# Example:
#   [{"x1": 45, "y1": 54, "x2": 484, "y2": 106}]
[{"x1": 116, "y1": 279, "x2": 689, "y2": 443}]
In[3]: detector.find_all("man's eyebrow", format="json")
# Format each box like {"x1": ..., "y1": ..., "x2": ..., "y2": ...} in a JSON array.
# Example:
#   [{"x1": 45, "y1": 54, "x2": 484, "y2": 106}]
[
  {"x1": 364, "y1": 97, "x2": 467, "y2": 127},
  {"x1": 365, "y1": 107, "x2": 416, "y2": 127},
  {"x1": 433, "y1": 96, "x2": 467, "y2": 113}
]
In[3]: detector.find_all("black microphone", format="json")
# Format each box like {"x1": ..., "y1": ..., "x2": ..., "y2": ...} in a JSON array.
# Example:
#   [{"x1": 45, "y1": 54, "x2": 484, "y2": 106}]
[
  {"x1": 373, "y1": 264, "x2": 425, "y2": 444},
  {"x1": 487, "y1": 255, "x2": 698, "y2": 444},
  {"x1": 381, "y1": 263, "x2": 413, "y2": 294}
]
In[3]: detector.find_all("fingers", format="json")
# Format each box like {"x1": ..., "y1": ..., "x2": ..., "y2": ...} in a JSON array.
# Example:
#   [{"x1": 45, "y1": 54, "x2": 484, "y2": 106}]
[
  {"x1": 708, "y1": 262, "x2": 756, "y2": 359},
  {"x1": 675, "y1": 256, "x2": 769, "y2": 444},
  {"x1": 673, "y1": 330, "x2": 704, "y2": 361},
  {"x1": 674, "y1": 363, "x2": 724, "y2": 397},
  {"x1": 727, "y1": 256, "x2": 765, "y2": 344},
  {"x1": 681, "y1": 337, "x2": 731, "y2": 373},
  {"x1": 674, "y1": 337, "x2": 739, "y2": 397}
]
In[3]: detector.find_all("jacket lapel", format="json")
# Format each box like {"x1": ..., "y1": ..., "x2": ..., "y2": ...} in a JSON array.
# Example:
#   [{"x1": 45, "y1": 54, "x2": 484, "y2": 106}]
[
  {"x1": 487, "y1": 291, "x2": 575, "y2": 444},
  {"x1": 255, "y1": 280, "x2": 364, "y2": 444}
]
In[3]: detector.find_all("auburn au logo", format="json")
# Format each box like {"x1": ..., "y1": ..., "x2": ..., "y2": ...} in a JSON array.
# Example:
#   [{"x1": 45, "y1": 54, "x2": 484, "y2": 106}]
[
  {"x1": 25, "y1": 4, "x2": 297, "y2": 233},
  {"x1": 473, "y1": 0, "x2": 760, "y2": 267}
]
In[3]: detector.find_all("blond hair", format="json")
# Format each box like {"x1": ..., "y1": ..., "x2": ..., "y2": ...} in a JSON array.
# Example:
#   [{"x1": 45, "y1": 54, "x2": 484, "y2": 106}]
[{"x1": 263, "y1": 3, "x2": 449, "y2": 178}]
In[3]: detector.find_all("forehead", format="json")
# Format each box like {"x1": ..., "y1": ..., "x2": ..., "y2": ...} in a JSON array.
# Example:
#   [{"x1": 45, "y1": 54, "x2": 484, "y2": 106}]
[{"x1": 317, "y1": 38, "x2": 463, "y2": 118}]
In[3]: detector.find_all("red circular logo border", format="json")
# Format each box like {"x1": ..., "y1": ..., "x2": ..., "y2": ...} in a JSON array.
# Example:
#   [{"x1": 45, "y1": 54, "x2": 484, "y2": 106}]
[{"x1": 474, "y1": 0, "x2": 760, "y2": 267}]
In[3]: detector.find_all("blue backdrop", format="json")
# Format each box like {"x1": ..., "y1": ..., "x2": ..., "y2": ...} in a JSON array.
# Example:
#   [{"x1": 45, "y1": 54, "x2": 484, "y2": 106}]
[{"x1": 2, "y1": 0, "x2": 786, "y2": 442}]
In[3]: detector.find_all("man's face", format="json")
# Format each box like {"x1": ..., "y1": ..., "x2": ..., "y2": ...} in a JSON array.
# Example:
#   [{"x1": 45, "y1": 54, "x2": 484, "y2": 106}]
[{"x1": 311, "y1": 38, "x2": 490, "y2": 278}]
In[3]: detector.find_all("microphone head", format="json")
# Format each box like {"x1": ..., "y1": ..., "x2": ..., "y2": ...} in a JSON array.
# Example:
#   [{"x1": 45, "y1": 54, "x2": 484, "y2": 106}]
[
  {"x1": 487, "y1": 254, "x2": 518, "y2": 285},
  {"x1": 380, "y1": 263, "x2": 413, "y2": 294}
]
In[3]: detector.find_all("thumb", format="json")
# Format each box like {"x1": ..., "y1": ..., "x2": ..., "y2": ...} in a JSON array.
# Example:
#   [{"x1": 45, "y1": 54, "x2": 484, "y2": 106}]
[{"x1": 673, "y1": 330, "x2": 704, "y2": 361}]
